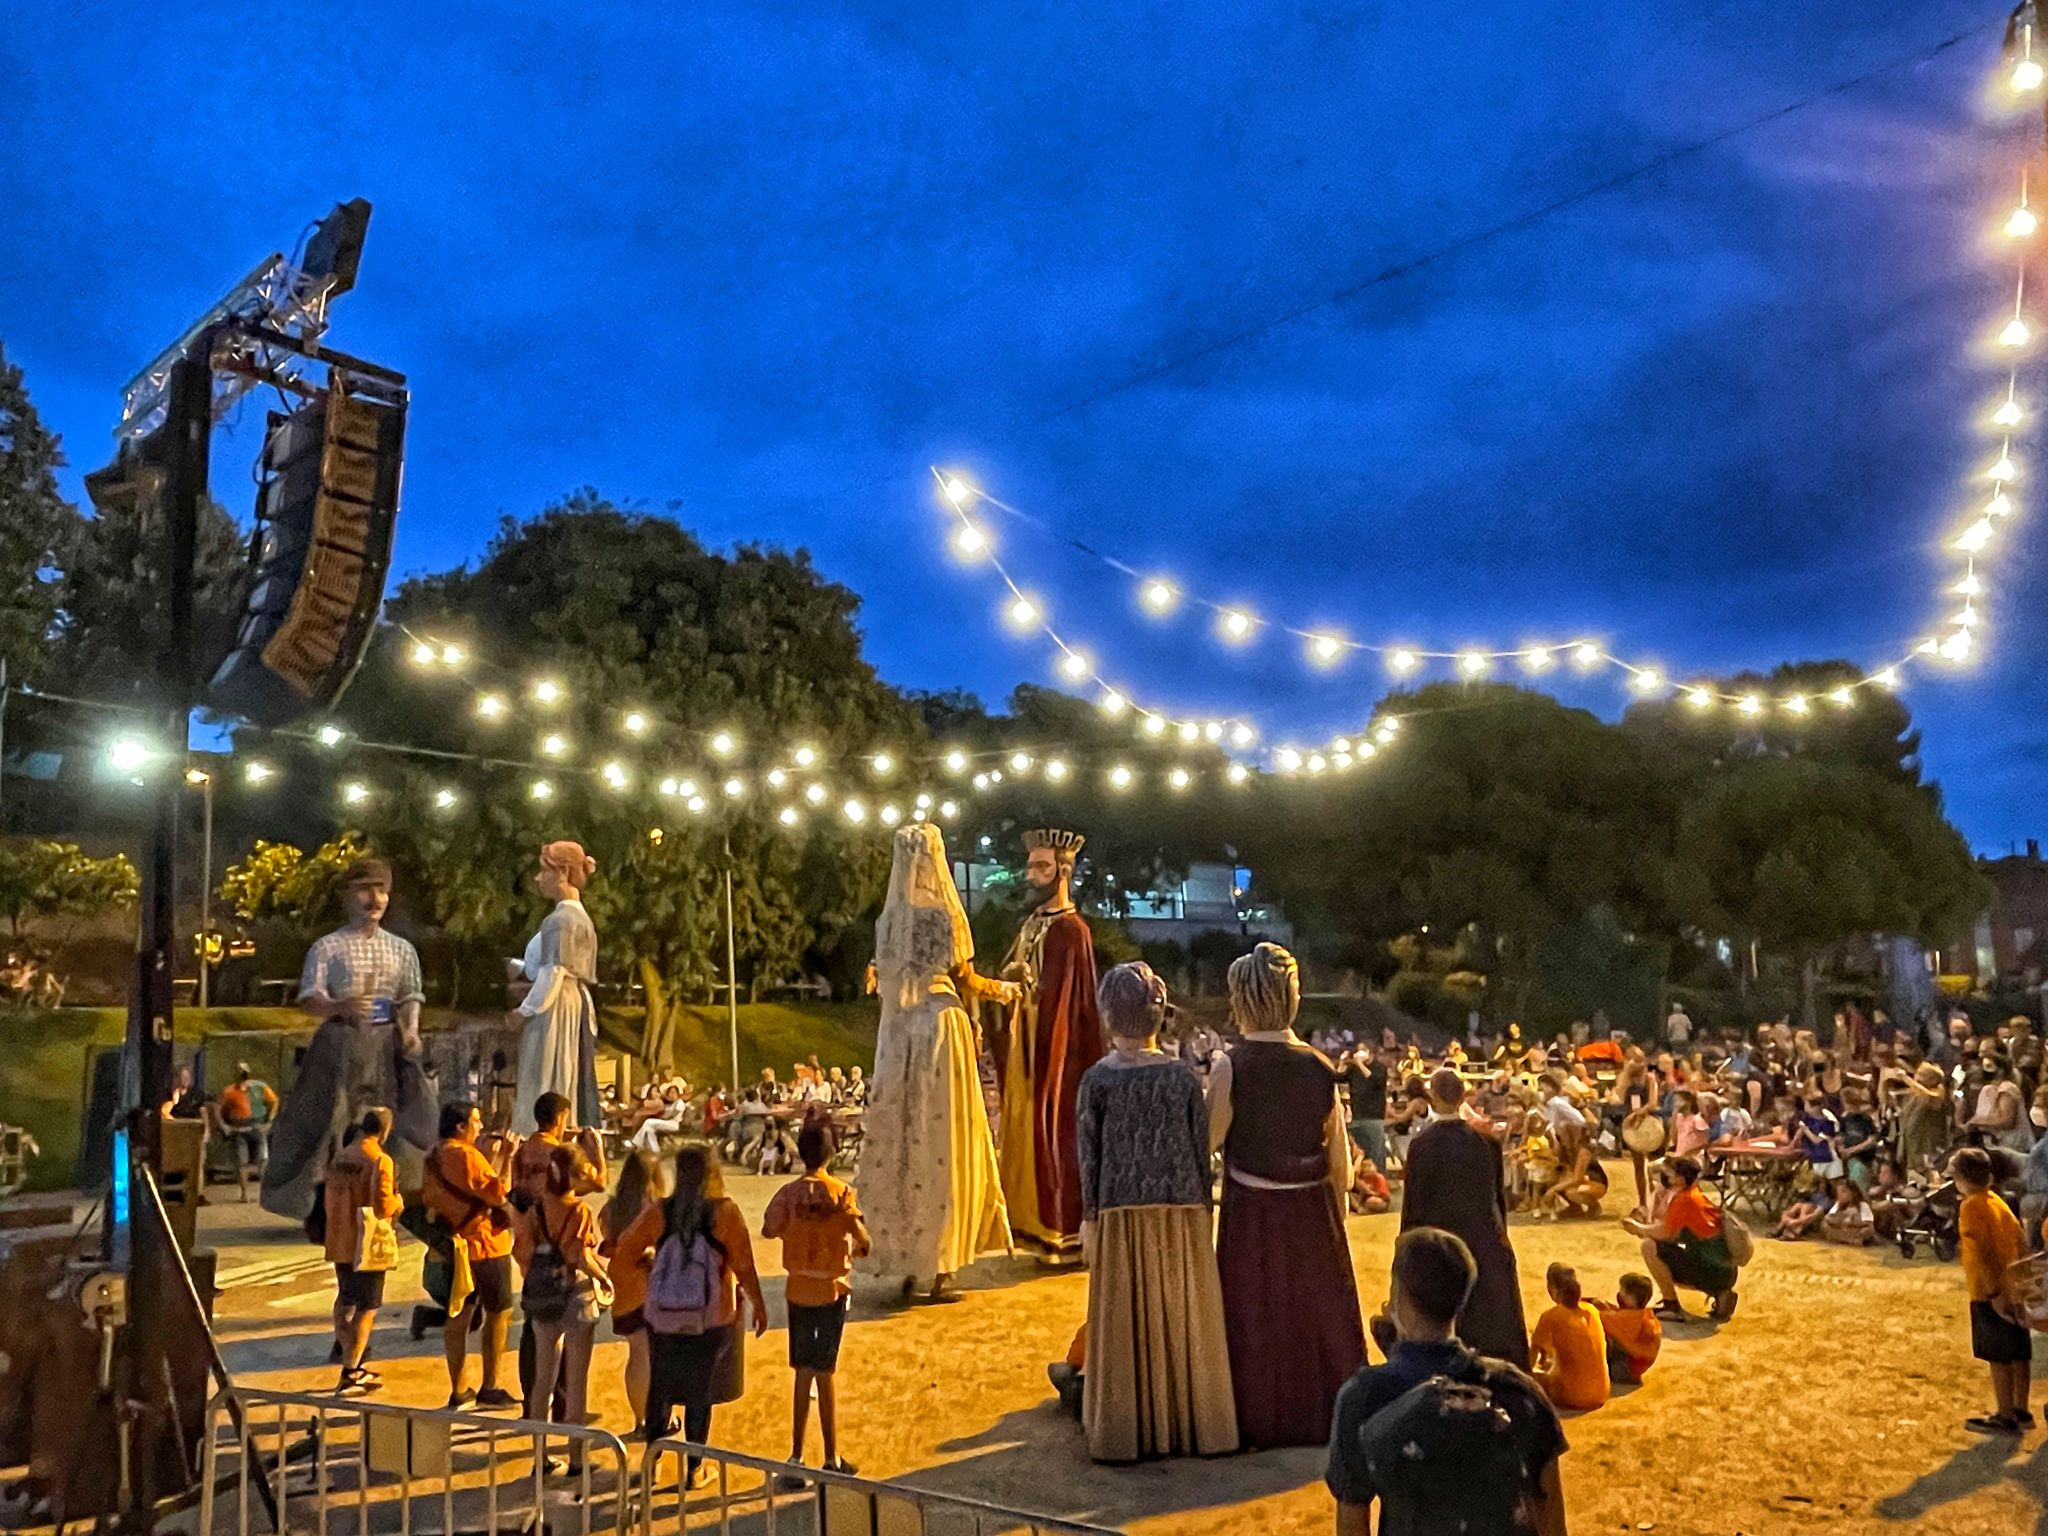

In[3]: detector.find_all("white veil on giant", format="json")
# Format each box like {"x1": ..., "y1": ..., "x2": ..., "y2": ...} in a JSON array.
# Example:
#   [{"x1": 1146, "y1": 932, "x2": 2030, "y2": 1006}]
[{"x1": 874, "y1": 822, "x2": 975, "y2": 1007}]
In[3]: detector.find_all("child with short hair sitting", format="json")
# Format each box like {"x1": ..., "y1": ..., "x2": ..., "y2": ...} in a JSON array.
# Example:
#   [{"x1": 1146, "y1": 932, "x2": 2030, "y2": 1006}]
[
  {"x1": 1772, "y1": 1180, "x2": 1832, "y2": 1241},
  {"x1": 1529, "y1": 1262, "x2": 1609, "y2": 1411},
  {"x1": 1348, "y1": 1155, "x2": 1391, "y2": 1216},
  {"x1": 1591, "y1": 1273, "x2": 1662, "y2": 1385},
  {"x1": 1513, "y1": 1110, "x2": 1562, "y2": 1216},
  {"x1": 1820, "y1": 1176, "x2": 1875, "y2": 1247}
]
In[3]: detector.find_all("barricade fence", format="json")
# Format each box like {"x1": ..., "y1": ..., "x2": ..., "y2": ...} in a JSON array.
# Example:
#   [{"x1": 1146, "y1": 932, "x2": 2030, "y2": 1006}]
[{"x1": 199, "y1": 1387, "x2": 1120, "y2": 1536}]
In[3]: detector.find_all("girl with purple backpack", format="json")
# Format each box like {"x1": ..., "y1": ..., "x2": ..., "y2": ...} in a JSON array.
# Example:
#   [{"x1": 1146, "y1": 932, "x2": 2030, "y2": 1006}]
[{"x1": 611, "y1": 1143, "x2": 766, "y2": 1486}]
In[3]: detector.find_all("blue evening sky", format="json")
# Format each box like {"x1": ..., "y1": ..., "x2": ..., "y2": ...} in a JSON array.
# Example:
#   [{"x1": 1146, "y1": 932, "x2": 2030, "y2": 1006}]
[{"x1": 5, "y1": 1, "x2": 2043, "y2": 849}]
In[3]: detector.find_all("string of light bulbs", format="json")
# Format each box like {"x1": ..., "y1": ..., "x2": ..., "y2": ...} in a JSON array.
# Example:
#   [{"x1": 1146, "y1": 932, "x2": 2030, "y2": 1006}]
[{"x1": 927, "y1": 18, "x2": 2045, "y2": 730}]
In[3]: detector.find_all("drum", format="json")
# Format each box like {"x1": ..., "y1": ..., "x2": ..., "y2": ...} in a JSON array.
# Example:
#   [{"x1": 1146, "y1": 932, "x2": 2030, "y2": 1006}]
[{"x1": 1622, "y1": 1110, "x2": 1669, "y2": 1156}]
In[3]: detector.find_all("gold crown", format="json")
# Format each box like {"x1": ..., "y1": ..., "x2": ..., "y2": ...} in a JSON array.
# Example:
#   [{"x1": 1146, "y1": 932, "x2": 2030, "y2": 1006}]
[{"x1": 1023, "y1": 828, "x2": 1086, "y2": 856}]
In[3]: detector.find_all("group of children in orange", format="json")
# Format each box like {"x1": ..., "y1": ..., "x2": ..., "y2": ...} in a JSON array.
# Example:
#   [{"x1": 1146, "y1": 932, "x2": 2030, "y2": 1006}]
[{"x1": 1528, "y1": 1265, "x2": 1661, "y2": 1412}]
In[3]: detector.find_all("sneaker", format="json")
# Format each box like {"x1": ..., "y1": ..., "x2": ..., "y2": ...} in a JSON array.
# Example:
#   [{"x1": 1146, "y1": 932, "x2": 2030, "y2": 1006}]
[
  {"x1": 1964, "y1": 1414, "x2": 2023, "y2": 1435},
  {"x1": 474, "y1": 1388, "x2": 519, "y2": 1411},
  {"x1": 446, "y1": 1389, "x2": 476, "y2": 1412}
]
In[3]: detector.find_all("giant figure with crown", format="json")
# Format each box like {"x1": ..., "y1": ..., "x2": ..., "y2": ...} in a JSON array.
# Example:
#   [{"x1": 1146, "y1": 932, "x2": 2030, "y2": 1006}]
[{"x1": 995, "y1": 827, "x2": 1104, "y2": 1254}]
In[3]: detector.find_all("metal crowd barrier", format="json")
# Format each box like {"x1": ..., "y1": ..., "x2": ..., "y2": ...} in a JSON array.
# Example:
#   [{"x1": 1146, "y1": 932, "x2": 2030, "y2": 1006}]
[
  {"x1": 198, "y1": 1387, "x2": 1120, "y2": 1536},
  {"x1": 639, "y1": 1437, "x2": 1119, "y2": 1536}
]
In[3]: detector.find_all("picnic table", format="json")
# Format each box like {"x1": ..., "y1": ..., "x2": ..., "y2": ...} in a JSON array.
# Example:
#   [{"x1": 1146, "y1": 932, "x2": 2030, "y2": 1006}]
[{"x1": 1704, "y1": 1136, "x2": 1806, "y2": 1221}]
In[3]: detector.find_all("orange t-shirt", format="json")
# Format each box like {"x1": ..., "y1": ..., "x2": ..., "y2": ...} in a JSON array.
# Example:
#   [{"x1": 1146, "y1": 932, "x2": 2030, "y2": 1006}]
[
  {"x1": 607, "y1": 1198, "x2": 766, "y2": 1324},
  {"x1": 762, "y1": 1172, "x2": 868, "y2": 1307},
  {"x1": 1665, "y1": 1185, "x2": 1722, "y2": 1241},
  {"x1": 322, "y1": 1137, "x2": 401, "y2": 1265},
  {"x1": 425, "y1": 1140, "x2": 513, "y2": 1261},
  {"x1": 1595, "y1": 1302, "x2": 1662, "y2": 1380},
  {"x1": 1959, "y1": 1190, "x2": 2024, "y2": 1303},
  {"x1": 600, "y1": 1199, "x2": 662, "y2": 1318},
  {"x1": 514, "y1": 1190, "x2": 600, "y2": 1273},
  {"x1": 1531, "y1": 1301, "x2": 1610, "y2": 1410}
]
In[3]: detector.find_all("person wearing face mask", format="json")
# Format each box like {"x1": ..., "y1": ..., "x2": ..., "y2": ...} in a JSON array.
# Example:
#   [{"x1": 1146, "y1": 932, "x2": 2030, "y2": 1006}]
[{"x1": 993, "y1": 828, "x2": 1103, "y2": 1256}]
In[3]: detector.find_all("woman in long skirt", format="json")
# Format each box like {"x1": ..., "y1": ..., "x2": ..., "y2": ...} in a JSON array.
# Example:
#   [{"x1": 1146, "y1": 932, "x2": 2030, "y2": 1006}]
[
  {"x1": 855, "y1": 824, "x2": 1014, "y2": 1299},
  {"x1": 1075, "y1": 962, "x2": 1237, "y2": 1461},
  {"x1": 1207, "y1": 942, "x2": 1365, "y2": 1449},
  {"x1": 512, "y1": 841, "x2": 601, "y2": 1133}
]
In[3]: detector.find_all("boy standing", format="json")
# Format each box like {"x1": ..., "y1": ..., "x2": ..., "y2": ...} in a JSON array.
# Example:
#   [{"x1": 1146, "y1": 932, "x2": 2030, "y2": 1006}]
[
  {"x1": 1951, "y1": 1147, "x2": 2033, "y2": 1434},
  {"x1": 1327, "y1": 1228, "x2": 1567, "y2": 1536},
  {"x1": 762, "y1": 1119, "x2": 871, "y2": 1481}
]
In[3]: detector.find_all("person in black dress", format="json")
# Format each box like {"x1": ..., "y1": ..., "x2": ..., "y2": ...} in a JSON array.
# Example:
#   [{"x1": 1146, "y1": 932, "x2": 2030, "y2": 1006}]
[{"x1": 1397, "y1": 1068, "x2": 1529, "y2": 1367}]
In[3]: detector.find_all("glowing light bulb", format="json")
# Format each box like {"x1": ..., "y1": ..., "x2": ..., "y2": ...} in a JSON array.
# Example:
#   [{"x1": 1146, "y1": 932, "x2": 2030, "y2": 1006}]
[
  {"x1": 972, "y1": 772, "x2": 990, "y2": 790},
  {"x1": 710, "y1": 731, "x2": 737, "y2": 757},
  {"x1": 880, "y1": 804, "x2": 902, "y2": 826},
  {"x1": 676, "y1": 779, "x2": 699, "y2": 800},
  {"x1": 1990, "y1": 451, "x2": 2018, "y2": 481},
  {"x1": 1276, "y1": 748, "x2": 1304, "y2": 772},
  {"x1": 724, "y1": 777, "x2": 745, "y2": 798},
  {"x1": 2001, "y1": 316, "x2": 2031, "y2": 348},
  {"x1": 529, "y1": 780, "x2": 553, "y2": 800},
  {"x1": 1009, "y1": 752, "x2": 1032, "y2": 773},
  {"x1": 1523, "y1": 647, "x2": 1552, "y2": 672},
  {"x1": 1226, "y1": 764, "x2": 1249, "y2": 785},
  {"x1": 1008, "y1": 596, "x2": 1040, "y2": 629},
  {"x1": 1141, "y1": 580, "x2": 1177, "y2": 614},
  {"x1": 533, "y1": 680, "x2": 562, "y2": 705},
  {"x1": 1359, "y1": 741, "x2": 1378, "y2": 759},
  {"x1": 601, "y1": 760, "x2": 628, "y2": 788},
  {"x1": 944, "y1": 749, "x2": 968, "y2": 774},
  {"x1": 805, "y1": 783, "x2": 827, "y2": 805},
  {"x1": 1828, "y1": 686, "x2": 1854, "y2": 706},
  {"x1": 1308, "y1": 633, "x2": 1343, "y2": 665},
  {"x1": 1736, "y1": 695, "x2": 1762, "y2": 715},
  {"x1": 872, "y1": 753, "x2": 895, "y2": 776},
  {"x1": 1987, "y1": 491, "x2": 2014, "y2": 517},
  {"x1": 316, "y1": 725, "x2": 345, "y2": 747},
  {"x1": 1573, "y1": 643, "x2": 1601, "y2": 669},
  {"x1": 1046, "y1": 759, "x2": 1069, "y2": 781},
  {"x1": 1333, "y1": 751, "x2": 1354, "y2": 769},
  {"x1": 1686, "y1": 688, "x2": 1713, "y2": 709},
  {"x1": 1108, "y1": 765, "x2": 1134, "y2": 790},
  {"x1": 1059, "y1": 651, "x2": 1091, "y2": 681},
  {"x1": 939, "y1": 800, "x2": 959, "y2": 819},
  {"x1": 1219, "y1": 609, "x2": 1254, "y2": 643},
  {"x1": 1954, "y1": 604, "x2": 1978, "y2": 627},
  {"x1": 1231, "y1": 724, "x2": 1256, "y2": 747},
  {"x1": 766, "y1": 769, "x2": 788, "y2": 790},
  {"x1": 1875, "y1": 667, "x2": 1899, "y2": 688},
  {"x1": 778, "y1": 806, "x2": 800, "y2": 828},
  {"x1": 1306, "y1": 754, "x2": 1328, "y2": 774},
  {"x1": 1941, "y1": 629, "x2": 1974, "y2": 660},
  {"x1": 2016, "y1": 56, "x2": 2045, "y2": 92},
  {"x1": 952, "y1": 524, "x2": 988, "y2": 557},
  {"x1": 2009, "y1": 205, "x2": 2040, "y2": 239},
  {"x1": 1099, "y1": 688, "x2": 1127, "y2": 717},
  {"x1": 941, "y1": 476, "x2": 972, "y2": 506},
  {"x1": 1178, "y1": 721, "x2": 1200, "y2": 744},
  {"x1": 541, "y1": 734, "x2": 568, "y2": 757},
  {"x1": 1784, "y1": 694, "x2": 1809, "y2": 715},
  {"x1": 1459, "y1": 652, "x2": 1487, "y2": 677},
  {"x1": 434, "y1": 787, "x2": 458, "y2": 810},
  {"x1": 1995, "y1": 396, "x2": 2025, "y2": 428},
  {"x1": 1631, "y1": 669, "x2": 1663, "y2": 694},
  {"x1": 410, "y1": 641, "x2": 437, "y2": 666},
  {"x1": 243, "y1": 761, "x2": 274, "y2": 784},
  {"x1": 793, "y1": 745, "x2": 819, "y2": 768},
  {"x1": 1955, "y1": 573, "x2": 1982, "y2": 596},
  {"x1": 1168, "y1": 768, "x2": 1191, "y2": 790},
  {"x1": 343, "y1": 782, "x2": 370, "y2": 804},
  {"x1": 843, "y1": 799, "x2": 866, "y2": 823},
  {"x1": 1956, "y1": 519, "x2": 1995, "y2": 552},
  {"x1": 1389, "y1": 649, "x2": 1418, "y2": 674},
  {"x1": 1374, "y1": 725, "x2": 1396, "y2": 745},
  {"x1": 623, "y1": 711, "x2": 648, "y2": 735},
  {"x1": 687, "y1": 795, "x2": 708, "y2": 814},
  {"x1": 1142, "y1": 714, "x2": 1167, "y2": 737},
  {"x1": 659, "y1": 776, "x2": 679, "y2": 796},
  {"x1": 1918, "y1": 637, "x2": 1941, "y2": 654}
]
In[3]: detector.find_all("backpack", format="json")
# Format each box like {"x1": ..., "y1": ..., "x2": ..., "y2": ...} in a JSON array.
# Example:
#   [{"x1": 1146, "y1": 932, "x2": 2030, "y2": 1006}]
[
  {"x1": 1356, "y1": 1360, "x2": 1541, "y2": 1536},
  {"x1": 644, "y1": 1227, "x2": 731, "y2": 1335},
  {"x1": 521, "y1": 1210, "x2": 576, "y2": 1324}
]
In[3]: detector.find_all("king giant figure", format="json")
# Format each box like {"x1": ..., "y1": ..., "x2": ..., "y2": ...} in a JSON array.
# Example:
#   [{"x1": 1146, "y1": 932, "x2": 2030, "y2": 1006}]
[{"x1": 996, "y1": 827, "x2": 1103, "y2": 1253}]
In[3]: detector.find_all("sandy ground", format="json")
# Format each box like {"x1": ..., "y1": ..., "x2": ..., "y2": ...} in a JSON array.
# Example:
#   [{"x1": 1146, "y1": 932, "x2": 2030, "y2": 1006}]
[{"x1": 205, "y1": 1168, "x2": 2048, "y2": 1536}]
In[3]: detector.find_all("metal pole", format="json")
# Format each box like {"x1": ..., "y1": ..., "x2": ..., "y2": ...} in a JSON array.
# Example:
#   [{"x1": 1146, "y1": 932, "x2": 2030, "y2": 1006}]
[
  {"x1": 197, "y1": 772, "x2": 213, "y2": 1009},
  {"x1": 723, "y1": 829, "x2": 740, "y2": 1096}
]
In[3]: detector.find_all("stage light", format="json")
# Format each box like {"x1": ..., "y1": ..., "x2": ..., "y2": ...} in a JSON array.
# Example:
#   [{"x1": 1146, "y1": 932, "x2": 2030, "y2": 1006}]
[
  {"x1": 1178, "y1": 722, "x2": 1200, "y2": 744},
  {"x1": 1829, "y1": 686, "x2": 1855, "y2": 706},
  {"x1": 1874, "y1": 667, "x2": 1899, "y2": 688},
  {"x1": 942, "y1": 476, "x2": 973, "y2": 506},
  {"x1": 1231, "y1": 724, "x2": 1256, "y2": 747},
  {"x1": 972, "y1": 773, "x2": 991, "y2": 790},
  {"x1": 687, "y1": 795, "x2": 708, "y2": 814},
  {"x1": 1276, "y1": 748, "x2": 1304, "y2": 772},
  {"x1": 1306, "y1": 754, "x2": 1328, "y2": 774},
  {"x1": 939, "y1": 800, "x2": 959, "y2": 818},
  {"x1": 1203, "y1": 721, "x2": 1224, "y2": 742},
  {"x1": 1956, "y1": 519, "x2": 1995, "y2": 552},
  {"x1": 766, "y1": 769, "x2": 788, "y2": 789},
  {"x1": 1995, "y1": 395, "x2": 2025, "y2": 428},
  {"x1": 1989, "y1": 451, "x2": 2018, "y2": 480},
  {"x1": 1008, "y1": 753, "x2": 1032, "y2": 773},
  {"x1": 439, "y1": 643, "x2": 464, "y2": 666},
  {"x1": 880, "y1": 805, "x2": 902, "y2": 826},
  {"x1": 2016, "y1": 56, "x2": 2045, "y2": 92},
  {"x1": 1631, "y1": 669, "x2": 1663, "y2": 694},
  {"x1": 1987, "y1": 491, "x2": 2014, "y2": 517}
]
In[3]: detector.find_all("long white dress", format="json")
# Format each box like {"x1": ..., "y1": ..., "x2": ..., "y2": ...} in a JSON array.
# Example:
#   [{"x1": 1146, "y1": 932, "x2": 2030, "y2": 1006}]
[
  {"x1": 512, "y1": 897, "x2": 599, "y2": 1134},
  {"x1": 856, "y1": 826, "x2": 1010, "y2": 1284}
]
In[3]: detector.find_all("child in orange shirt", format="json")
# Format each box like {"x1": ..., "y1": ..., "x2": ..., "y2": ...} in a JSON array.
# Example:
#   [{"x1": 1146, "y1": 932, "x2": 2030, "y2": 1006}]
[
  {"x1": 1530, "y1": 1263, "x2": 1609, "y2": 1411},
  {"x1": 1591, "y1": 1272, "x2": 1662, "y2": 1385},
  {"x1": 1950, "y1": 1147, "x2": 2032, "y2": 1435},
  {"x1": 762, "y1": 1118, "x2": 871, "y2": 1479}
]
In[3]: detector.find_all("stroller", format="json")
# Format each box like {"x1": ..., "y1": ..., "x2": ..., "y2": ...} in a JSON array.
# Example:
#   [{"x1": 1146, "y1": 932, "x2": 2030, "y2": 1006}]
[{"x1": 1892, "y1": 1177, "x2": 1961, "y2": 1262}]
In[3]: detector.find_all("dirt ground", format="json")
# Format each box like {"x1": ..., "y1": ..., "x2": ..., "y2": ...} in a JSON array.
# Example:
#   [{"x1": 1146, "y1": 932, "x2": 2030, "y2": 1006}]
[{"x1": 213, "y1": 1167, "x2": 2048, "y2": 1536}]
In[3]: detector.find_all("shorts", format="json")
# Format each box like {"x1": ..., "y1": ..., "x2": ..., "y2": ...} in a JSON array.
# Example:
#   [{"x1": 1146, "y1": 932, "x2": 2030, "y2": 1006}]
[
  {"x1": 1971, "y1": 1300, "x2": 2032, "y2": 1364},
  {"x1": 787, "y1": 1297, "x2": 849, "y2": 1372},
  {"x1": 1656, "y1": 1231, "x2": 1736, "y2": 1296},
  {"x1": 334, "y1": 1263, "x2": 385, "y2": 1311},
  {"x1": 465, "y1": 1255, "x2": 515, "y2": 1316},
  {"x1": 613, "y1": 1306, "x2": 645, "y2": 1337}
]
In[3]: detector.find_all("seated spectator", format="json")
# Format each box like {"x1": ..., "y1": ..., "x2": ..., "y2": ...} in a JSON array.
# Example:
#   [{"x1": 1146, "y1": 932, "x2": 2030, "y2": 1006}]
[
  {"x1": 1838, "y1": 1086, "x2": 1882, "y2": 1189},
  {"x1": 1667, "y1": 1091, "x2": 1709, "y2": 1158},
  {"x1": 216, "y1": 1062, "x2": 278, "y2": 1198},
  {"x1": 1530, "y1": 1263, "x2": 1608, "y2": 1411},
  {"x1": 1326, "y1": 1229, "x2": 1568, "y2": 1536},
  {"x1": 1348, "y1": 1155, "x2": 1391, "y2": 1216},
  {"x1": 1591, "y1": 1273, "x2": 1661, "y2": 1385},
  {"x1": 844, "y1": 1066, "x2": 868, "y2": 1107},
  {"x1": 1820, "y1": 1177, "x2": 1875, "y2": 1246},
  {"x1": 631, "y1": 1085, "x2": 691, "y2": 1153},
  {"x1": 1772, "y1": 1182, "x2": 1833, "y2": 1241}
]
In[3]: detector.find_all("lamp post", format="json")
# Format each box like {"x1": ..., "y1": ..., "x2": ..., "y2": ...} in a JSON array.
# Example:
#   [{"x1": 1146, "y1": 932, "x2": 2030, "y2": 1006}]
[
  {"x1": 722, "y1": 828, "x2": 741, "y2": 1098},
  {"x1": 183, "y1": 767, "x2": 213, "y2": 1007}
]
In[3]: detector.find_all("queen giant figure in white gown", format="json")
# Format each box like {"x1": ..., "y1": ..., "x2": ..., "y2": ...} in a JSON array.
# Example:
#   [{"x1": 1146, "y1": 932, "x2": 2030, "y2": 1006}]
[
  {"x1": 856, "y1": 823, "x2": 1015, "y2": 1298},
  {"x1": 511, "y1": 839, "x2": 601, "y2": 1134}
]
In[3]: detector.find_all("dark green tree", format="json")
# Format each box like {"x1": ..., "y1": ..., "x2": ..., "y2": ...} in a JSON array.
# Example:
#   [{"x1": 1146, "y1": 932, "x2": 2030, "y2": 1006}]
[
  {"x1": 0, "y1": 836, "x2": 140, "y2": 942},
  {"x1": 0, "y1": 344, "x2": 79, "y2": 689}
]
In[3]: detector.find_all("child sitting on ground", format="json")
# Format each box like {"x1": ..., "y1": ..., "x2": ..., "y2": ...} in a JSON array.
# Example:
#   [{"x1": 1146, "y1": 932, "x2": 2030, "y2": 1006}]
[
  {"x1": 1591, "y1": 1272, "x2": 1662, "y2": 1385},
  {"x1": 1772, "y1": 1179, "x2": 1833, "y2": 1241},
  {"x1": 1820, "y1": 1176, "x2": 1876, "y2": 1247},
  {"x1": 1529, "y1": 1262, "x2": 1609, "y2": 1411},
  {"x1": 1348, "y1": 1154, "x2": 1391, "y2": 1215}
]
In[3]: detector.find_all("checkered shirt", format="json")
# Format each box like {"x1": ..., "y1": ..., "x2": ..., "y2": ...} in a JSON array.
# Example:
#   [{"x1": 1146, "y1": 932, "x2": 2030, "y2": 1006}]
[{"x1": 299, "y1": 923, "x2": 425, "y2": 1005}]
